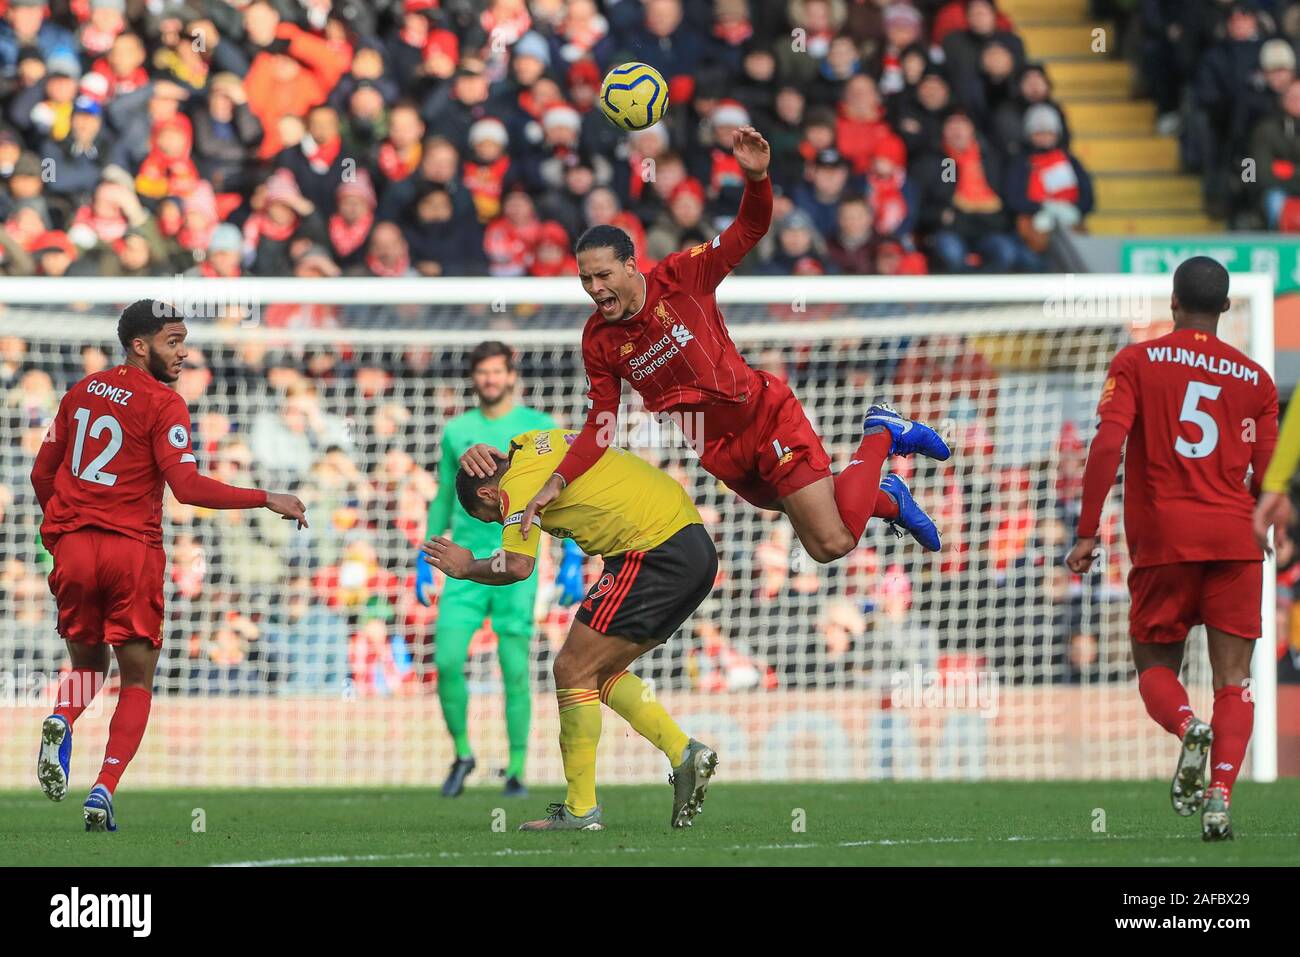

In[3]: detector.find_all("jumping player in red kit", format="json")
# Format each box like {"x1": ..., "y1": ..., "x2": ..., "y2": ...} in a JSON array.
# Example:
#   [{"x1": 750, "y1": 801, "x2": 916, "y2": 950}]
[
  {"x1": 30, "y1": 300, "x2": 308, "y2": 831},
  {"x1": 1067, "y1": 257, "x2": 1278, "y2": 842},
  {"x1": 460, "y1": 126, "x2": 951, "y2": 564}
]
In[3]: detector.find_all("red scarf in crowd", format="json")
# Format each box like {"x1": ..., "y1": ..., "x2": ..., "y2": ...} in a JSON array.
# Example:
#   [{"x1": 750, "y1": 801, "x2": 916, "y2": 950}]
[
  {"x1": 366, "y1": 250, "x2": 410, "y2": 277},
  {"x1": 709, "y1": 148, "x2": 744, "y2": 196},
  {"x1": 71, "y1": 204, "x2": 127, "y2": 243},
  {"x1": 713, "y1": 18, "x2": 752, "y2": 45},
  {"x1": 945, "y1": 141, "x2": 1002, "y2": 213},
  {"x1": 378, "y1": 141, "x2": 421, "y2": 183},
  {"x1": 329, "y1": 211, "x2": 374, "y2": 258},
  {"x1": 867, "y1": 166, "x2": 908, "y2": 236},
  {"x1": 1026, "y1": 149, "x2": 1080, "y2": 204},
  {"x1": 302, "y1": 134, "x2": 342, "y2": 173},
  {"x1": 464, "y1": 156, "x2": 510, "y2": 222},
  {"x1": 241, "y1": 211, "x2": 297, "y2": 254}
]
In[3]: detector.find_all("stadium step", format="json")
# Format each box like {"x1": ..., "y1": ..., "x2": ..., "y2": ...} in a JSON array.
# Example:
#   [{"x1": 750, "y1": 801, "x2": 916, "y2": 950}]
[
  {"x1": 1000, "y1": 0, "x2": 1090, "y2": 24},
  {"x1": 1094, "y1": 174, "x2": 1202, "y2": 212},
  {"x1": 1070, "y1": 135, "x2": 1180, "y2": 174},
  {"x1": 1042, "y1": 60, "x2": 1132, "y2": 97},
  {"x1": 1011, "y1": 0, "x2": 1223, "y2": 232},
  {"x1": 1018, "y1": 24, "x2": 1110, "y2": 58},
  {"x1": 1062, "y1": 100, "x2": 1155, "y2": 136},
  {"x1": 1087, "y1": 211, "x2": 1224, "y2": 235}
]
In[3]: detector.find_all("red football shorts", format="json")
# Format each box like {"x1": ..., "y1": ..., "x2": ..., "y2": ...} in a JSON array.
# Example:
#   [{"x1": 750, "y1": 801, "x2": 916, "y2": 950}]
[
  {"x1": 46, "y1": 528, "x2": 166, "y2": 648},
  {"x1": 1127, "y1": 560, "x2": 1262, "y2": 644},
  {"x1": 695, "y1": 371, "x2": 832, "y2": 508}
]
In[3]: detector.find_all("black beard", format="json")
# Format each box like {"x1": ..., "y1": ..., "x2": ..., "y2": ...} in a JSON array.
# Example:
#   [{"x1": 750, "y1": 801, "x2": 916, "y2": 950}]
[{"x1": 146, "y1": 349, "x2": 177, "y2": 383}]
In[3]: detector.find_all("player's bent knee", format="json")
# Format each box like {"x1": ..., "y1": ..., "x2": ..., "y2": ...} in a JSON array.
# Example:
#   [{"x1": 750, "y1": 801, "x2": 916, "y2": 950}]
[
  {"x1": 551, "y1": 649, "x2": 581, "y2": 690},
  {"x1": 804, "y1": 530, "x2": 854, "y2": 564}
]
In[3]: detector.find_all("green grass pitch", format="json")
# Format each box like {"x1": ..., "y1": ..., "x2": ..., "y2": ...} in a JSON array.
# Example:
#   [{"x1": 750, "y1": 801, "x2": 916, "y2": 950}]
[{"x1": 2, "y1": 780, "x2": 1298, "y2": 866}]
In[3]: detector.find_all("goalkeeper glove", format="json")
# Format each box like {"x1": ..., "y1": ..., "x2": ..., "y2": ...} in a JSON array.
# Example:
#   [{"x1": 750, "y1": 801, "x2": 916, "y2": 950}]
[
  {"x1": 555, "y1": 539, "x2": 586, "y2": 606},
  {"x1": 415, "y1": 548, "x2": 435, "y2": 607}
]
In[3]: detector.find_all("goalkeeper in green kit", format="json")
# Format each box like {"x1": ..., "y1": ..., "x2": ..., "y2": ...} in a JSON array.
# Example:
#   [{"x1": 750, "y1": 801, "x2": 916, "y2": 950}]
[{"x1": 417, "y1": 341, "x2": 581, "y2": 797}]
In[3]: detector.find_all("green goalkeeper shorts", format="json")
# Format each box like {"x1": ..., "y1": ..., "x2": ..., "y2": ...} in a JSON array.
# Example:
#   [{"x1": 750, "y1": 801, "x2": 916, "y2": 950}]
[{"x1": 437, "y1": 574, "x2": 539, "y2": 640}]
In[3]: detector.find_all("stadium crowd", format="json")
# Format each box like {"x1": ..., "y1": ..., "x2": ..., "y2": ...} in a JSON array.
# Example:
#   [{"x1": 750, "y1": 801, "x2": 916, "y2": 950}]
[
  {"x1": 0, "y1": 0, "x2": 1099, "y2": 284},
  {"x1": 1114, "y1": 0, "x2": 1300, "y2": 229}
]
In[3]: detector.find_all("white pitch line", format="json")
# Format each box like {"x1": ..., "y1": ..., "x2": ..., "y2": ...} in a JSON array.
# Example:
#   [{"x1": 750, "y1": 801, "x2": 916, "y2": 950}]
[{"x1": 209, "y1": 831, "x2": 1299, "y2": 867}]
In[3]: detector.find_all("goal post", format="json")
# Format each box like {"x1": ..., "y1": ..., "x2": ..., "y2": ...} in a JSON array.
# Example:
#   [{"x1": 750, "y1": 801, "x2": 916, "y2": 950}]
[{"x1": 0, "y1": 273, "x2": 1278, "y2": 787}]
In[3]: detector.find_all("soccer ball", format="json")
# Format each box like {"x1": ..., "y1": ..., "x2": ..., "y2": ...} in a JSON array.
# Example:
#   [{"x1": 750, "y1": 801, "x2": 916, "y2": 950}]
[{"x1": 599, "y1": 62, "x2": 669, "y2": 131}]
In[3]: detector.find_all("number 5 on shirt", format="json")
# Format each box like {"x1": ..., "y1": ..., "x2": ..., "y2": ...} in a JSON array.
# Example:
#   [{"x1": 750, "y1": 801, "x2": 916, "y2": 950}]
[{"x1": 1175, "y1": 381, "x2": 1221, "y2": 460}]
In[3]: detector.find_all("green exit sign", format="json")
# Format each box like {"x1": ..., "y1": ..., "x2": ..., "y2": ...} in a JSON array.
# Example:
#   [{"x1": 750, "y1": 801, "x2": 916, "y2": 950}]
[{"x1": 1122, "y1": 239, "x2": 1300, "y2": 294}]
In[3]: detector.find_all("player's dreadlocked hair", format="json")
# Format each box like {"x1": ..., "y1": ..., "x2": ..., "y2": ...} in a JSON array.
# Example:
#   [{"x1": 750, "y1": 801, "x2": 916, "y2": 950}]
[
  {"x1": 1172, "y1": 256, "x2": 1230, "y2": 316},
  {"x1": 575, "y1": 224, "x2": 635, "y2": 263},
  {"x1": 117, "y1": 299, "x2": 181, "y2": 352},
  {"x1": 455, "y1": 458, "x2": 510, "y2": 522}
]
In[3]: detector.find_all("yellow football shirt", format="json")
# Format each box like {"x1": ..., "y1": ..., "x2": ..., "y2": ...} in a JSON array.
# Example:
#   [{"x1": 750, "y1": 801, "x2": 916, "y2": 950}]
[{"x1": 498, "y1": 429, "x2": 701, "y2": 559}]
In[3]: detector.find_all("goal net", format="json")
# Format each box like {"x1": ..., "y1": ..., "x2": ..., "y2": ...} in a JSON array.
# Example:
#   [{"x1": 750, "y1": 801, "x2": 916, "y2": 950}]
[{"x1": 0, "y1": 274, "x2": 1277, "y2": 787}]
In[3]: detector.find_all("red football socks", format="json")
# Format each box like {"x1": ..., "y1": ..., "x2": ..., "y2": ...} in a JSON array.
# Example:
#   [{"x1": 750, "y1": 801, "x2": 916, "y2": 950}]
[
  {"x1": 1209, "y1": 685, "x2": 1254, "y2": 798},
  {"x1": 94, "y1": 686, "x2": 152, "y2": 795},
  {"x1": 53, "y1": 667, "x2": 105, "y2": 728},
  {"x1": 873, "y1": 486, "x2": 900, "y2": 519},
  {"x1": 834, "y1": 431, "x2": 892, "y2": 539},
  {"x1": 1138, "y1": 666, "x2": 1194, "y2": 737}
]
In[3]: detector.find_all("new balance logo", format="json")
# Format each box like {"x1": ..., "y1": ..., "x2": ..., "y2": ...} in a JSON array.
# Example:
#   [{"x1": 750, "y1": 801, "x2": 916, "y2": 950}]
[
  {"x1": 670, "y1": 323, "x2": 694, "y2": 348},
  {"x1": 104, "y1": 757, "x2": 121, "y2": 765},
  {"x1": 1214, "y1": 762, "x2": 1234, "y2": 771},
  {"x1": 771, "y1": 438, "x2": 793, "y2": 465}
]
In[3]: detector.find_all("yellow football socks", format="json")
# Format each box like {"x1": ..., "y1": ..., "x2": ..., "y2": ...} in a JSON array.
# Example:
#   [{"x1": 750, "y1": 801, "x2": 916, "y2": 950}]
[
  {"x1": 555, "y1": 689, "x2": 601, "y2": 815},
  {"x1": 600, "y1": 671, "x2": 689, "y2": 767}
]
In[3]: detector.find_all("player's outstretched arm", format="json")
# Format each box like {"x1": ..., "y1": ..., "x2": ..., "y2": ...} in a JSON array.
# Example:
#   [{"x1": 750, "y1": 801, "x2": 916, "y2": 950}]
[
  {"x1": 421, "y1": 536, "x2": 534, "y2": 585},
  {"x1": 164, "y1": 463, "x2": 307, "y2": 528},
  {"x1": 264, "y1": 491, "x2": 309, "y2": 529},
  {"x1": 676, "y1": 126, "x2": 773, "y2": 294},
  {"x1": 733, "y1": 125, "x2": 771, "y2": 183}
]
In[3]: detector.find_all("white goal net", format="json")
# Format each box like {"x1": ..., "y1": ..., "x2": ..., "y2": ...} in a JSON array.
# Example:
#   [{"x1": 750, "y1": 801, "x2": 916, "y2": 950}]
[{"x1": 0, "y1": 274, "x2": 1277, "y2": 787}]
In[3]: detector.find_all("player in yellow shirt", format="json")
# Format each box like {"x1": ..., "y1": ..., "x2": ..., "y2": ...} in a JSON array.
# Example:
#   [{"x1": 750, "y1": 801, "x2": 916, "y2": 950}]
[
  {"x1": 1253, "y1": 394, "x2": 1300, "y2": 554},
  {"x1": 420, "y1": 428, "x2": 718, "y2": 831}
]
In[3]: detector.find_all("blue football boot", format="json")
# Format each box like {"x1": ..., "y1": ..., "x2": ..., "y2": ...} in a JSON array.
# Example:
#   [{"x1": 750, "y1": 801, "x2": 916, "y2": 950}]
[
  {"x1": 83, "y1": 784, "x2": 117, "y2": 832},
  {"x1": 863, "y1": 403, "x2": 951, "y2": 461},
  {"x1": 880, "y1": 474, "x2": 942, "y2": 552},
  {"x1": 37, "y1": 714, "x2": 72, "y2": 802}
]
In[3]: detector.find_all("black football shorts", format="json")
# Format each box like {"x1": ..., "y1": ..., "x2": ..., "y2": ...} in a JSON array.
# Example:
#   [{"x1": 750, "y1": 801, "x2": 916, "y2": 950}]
[{"x1": 574, "y1": 523, "x2": 718, "y2": 643}]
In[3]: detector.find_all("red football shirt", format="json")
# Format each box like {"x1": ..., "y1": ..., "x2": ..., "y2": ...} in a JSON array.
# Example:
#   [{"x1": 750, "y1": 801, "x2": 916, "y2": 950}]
[
  {"x1": 1092, "y1": 327, "x2": 1279, "y2": 567},
  {"x1": 35, "y1": 364, "x2": 205, "y2": 548},
  {"x1": 555, "y1": 175, "x2": 772, "y2": 484}
]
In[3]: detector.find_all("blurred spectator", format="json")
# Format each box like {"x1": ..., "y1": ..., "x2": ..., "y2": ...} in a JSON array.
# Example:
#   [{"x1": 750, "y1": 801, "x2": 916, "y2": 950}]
[
  {"x1": 1251, "y1": 76, "x2": 1300, "y2": 229},
  {"x1": 1004, "y1": 104, "x2": 1093, "y2": 267},
  {"x1": 793, "y1": 147, "x2": 853, "y2": 238},
  {"x1": 403, "y1": 181, "x2": 487, "y2": 275},
  {"x1": 913, "y1": 112, "x2": 1026, "y2": 273},
  {"x1": 761, "y1": 207, "x2": 833, "y2": 274},
  {"x1": 244, "y1": 3, "x2": 348, "y2": 160},
  {"x1": 1192, "y1": 1, "x2": 1267, "y2": 217},
  {"x1": 826, "y1": 195, "x2": 879, "y2": 273},
  {"x1": 943, "y1": 0, "x2": 1025, "y2": 128}
]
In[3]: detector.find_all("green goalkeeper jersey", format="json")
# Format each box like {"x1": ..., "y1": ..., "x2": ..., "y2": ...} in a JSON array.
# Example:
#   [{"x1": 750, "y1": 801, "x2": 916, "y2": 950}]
[{"x1": 427, "y1": 404, "x2": 556, "y2": 558}]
